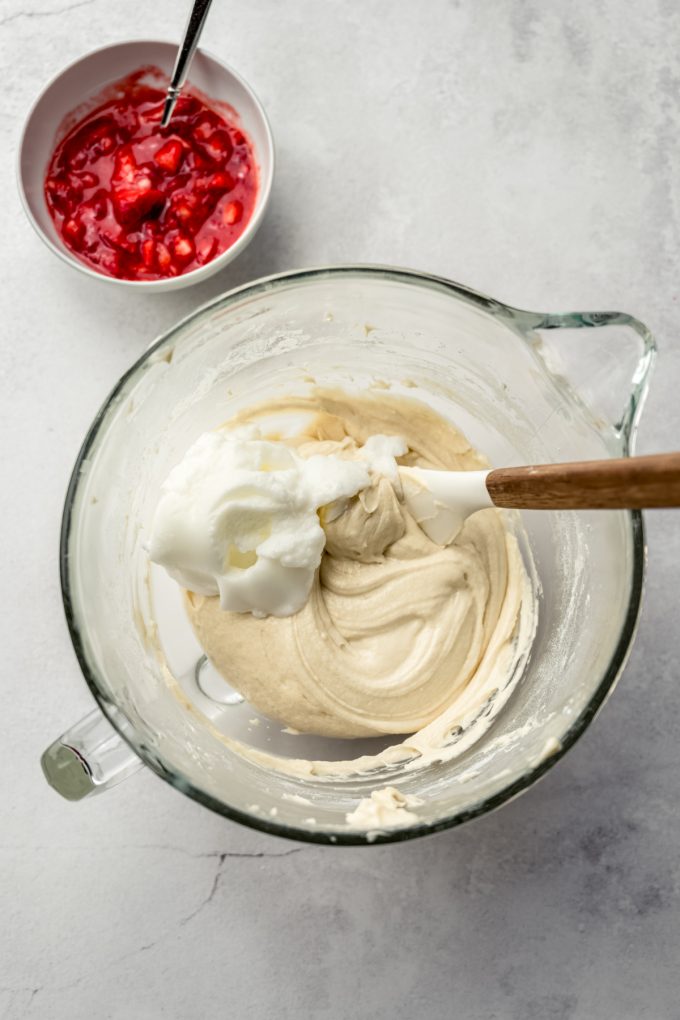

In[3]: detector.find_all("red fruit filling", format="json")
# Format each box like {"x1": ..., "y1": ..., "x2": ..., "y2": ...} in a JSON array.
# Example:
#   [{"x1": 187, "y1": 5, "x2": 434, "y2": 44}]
[{"x1": 44, "y1": 69, "x2": 259, "y2": 281}]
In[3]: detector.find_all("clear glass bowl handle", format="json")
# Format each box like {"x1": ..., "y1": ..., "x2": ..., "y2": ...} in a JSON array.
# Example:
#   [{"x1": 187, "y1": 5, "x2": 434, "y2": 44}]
[
  {"x1": 521, "y1": 309, "x2": 657, "y2": 452},
  {"x1": 41, "y1": 709, "x2": 142, "y2": 801}
]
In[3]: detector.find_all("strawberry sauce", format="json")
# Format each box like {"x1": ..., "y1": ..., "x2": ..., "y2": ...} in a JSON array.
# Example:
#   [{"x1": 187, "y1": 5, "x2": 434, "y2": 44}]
[{"x1": 44, "y1": 71, "x2": 258, "y2": 281}]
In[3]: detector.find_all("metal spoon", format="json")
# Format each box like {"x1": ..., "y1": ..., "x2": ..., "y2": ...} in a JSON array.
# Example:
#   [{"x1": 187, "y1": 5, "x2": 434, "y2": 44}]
[{"x1": 161, "y1": 0, "x2": 215, "y2": 129}]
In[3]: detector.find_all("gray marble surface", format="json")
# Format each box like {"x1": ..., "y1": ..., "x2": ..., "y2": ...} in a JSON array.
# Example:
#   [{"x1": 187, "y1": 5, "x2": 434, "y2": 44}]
[{"x1": 3, "y1": 1, "x2": 680, "y2": 1017}]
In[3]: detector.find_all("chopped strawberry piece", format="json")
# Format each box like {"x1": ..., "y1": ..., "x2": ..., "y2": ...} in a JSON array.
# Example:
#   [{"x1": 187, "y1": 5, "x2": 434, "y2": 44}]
[
  {"x1": 134, "y1": 105, "x2": 161, "y2": 129},
  {"x1": 202, "y1": 170, "x2": 235, "y2": 192},
  {"x1": 63, "y1": 217, "x2": 85, "y2": 247},
  {"x1": 87, "y1": 120, "x2": 115, "y2": 148},
  {"x1": 66, "y1": 172, "x2": 87, "y2": 198},
  {"x1": 202, "y1": 130, "x2": 233, "y2": 164},
  {"x1": 78, "y1": 193, "x2": 107, "y2": 223},
  {"x1": 223, "y1": 200, "x2": 243, "y2": 225},
  {"x1": 112, "y1": 144, "x2": 137, "y2": 184},
  {"x1": 45, "y1": 176, "x2": 72, "y2": 213},
  {"x1": 174, "y1": 204, "x2": 193, "y2": 224},
  {"x1": 193, "y1": 115, "x2": 220, "y2": 140},
  {"x1": 141, "y1": 238, "x2": 156, "y2": 269},
  {"x1": 172, "y1": 96, "x2": 201, "y2": 118},
  {"x1": 186, "y1": 148, "x2": 212, "y2": 172},
  {"x1": 113, "y1": 181, "x2": 164, "y2": 225},
  {"x1": 111, "y1": 153, "x2": 164, "y2": 225},
  {"x1": 156, "y1": 241, "x2": 172, "y2": 271},
  {"x1": 45, "y1": 175, "x2": 66, "y2": 196},
  {"x1": 46, "y1": 172, "x2": 84, "y2": 211},
  {"x1": 170, "y1": 193, "x2": 197, "y2": 224},
  {"x1": 171, "y1": 233, "x2": 195, "y2": 264},
  {"x1": 196, "y1": 236, "x2": 218, "y2": 264},
  {"x1": 161, "y1": 171, "x2": 191, "y2": 196},
  {"x1": 154, "y1": 139, "x2": 185, "y2": 173},
  {"x1": 65, "y1": 117, "x2": 117, "y2": 169},
  {"x1": 168, "y1": 191, "x2": 213, "y2": 230}
]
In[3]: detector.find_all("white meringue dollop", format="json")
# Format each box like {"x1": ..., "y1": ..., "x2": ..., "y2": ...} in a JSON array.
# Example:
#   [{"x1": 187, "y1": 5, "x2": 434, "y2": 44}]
[{"x1": 148, "y1": 426, "x2": 405, "y2": 618}]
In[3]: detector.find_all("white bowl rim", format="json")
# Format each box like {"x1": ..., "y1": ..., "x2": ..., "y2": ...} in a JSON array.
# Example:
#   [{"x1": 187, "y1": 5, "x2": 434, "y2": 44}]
[{"x1": 16, "y1": 38, "x2": 275, "y2": 290}]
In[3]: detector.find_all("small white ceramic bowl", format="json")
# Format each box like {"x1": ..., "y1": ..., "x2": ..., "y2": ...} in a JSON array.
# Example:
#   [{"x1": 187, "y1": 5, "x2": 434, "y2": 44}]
[{"x1": 17, "y1": 40, "x2": 274, "y2": 292}]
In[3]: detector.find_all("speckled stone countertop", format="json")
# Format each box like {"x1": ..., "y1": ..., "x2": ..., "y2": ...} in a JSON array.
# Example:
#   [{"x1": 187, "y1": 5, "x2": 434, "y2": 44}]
[{"x1": 3, "y1": 1, "x2": 680, "y2": 1017}]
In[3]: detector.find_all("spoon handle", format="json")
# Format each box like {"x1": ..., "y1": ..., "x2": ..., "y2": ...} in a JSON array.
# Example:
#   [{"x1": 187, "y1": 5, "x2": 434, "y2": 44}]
[
  {"x1": 161, "y1": 0, "x2": 215, "y2": 128},
  {"x1": 486, "y1": 452, "x2": 680, "y2": 510}
]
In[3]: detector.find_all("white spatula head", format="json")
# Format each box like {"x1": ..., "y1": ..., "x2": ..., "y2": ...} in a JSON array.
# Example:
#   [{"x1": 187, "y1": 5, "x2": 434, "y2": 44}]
[{"x1": 400, "y1": 467, "x2": 493, "y2": 545}]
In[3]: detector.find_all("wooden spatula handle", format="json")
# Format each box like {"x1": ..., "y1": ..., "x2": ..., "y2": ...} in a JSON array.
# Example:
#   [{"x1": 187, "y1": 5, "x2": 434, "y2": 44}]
[{"x1": 486, "y1": 453, "x2": 680, "y2": 510}]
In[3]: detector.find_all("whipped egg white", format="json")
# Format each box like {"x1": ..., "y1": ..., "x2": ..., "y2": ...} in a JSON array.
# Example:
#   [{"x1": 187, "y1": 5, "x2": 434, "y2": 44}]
[{"x1": 148, "y1": 425, "x2": 407, "y2": 617}]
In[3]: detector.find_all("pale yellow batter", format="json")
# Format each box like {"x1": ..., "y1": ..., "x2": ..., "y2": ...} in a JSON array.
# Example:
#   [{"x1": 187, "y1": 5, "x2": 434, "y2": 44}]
[{"x1": 185, "y1": 390, "x2": 535, "y2": 757}]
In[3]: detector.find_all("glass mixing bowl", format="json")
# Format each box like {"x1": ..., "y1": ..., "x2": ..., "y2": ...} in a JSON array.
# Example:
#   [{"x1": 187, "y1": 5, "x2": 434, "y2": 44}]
[{"x1": 42, "y1": 267, "x2": 656, "y2": 845}]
